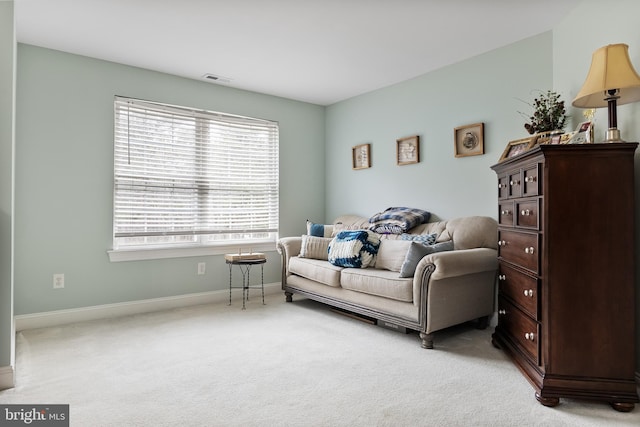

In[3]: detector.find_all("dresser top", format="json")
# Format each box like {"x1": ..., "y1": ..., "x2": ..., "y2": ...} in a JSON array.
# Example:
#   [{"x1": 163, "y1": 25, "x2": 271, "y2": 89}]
[{"x1": 491, "y1": 142, "x2": 638, "y2": 170}]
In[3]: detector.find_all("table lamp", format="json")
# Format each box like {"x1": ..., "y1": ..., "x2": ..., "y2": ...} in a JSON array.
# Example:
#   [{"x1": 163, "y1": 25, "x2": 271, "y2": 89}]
[{"x1": 572, "y1": 43, "x2": 640, "y2": 142}]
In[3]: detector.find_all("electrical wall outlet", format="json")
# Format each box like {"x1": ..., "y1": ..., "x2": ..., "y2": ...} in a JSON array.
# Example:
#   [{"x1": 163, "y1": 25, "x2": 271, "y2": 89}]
[
  {"x1": 197, "y1": 262, "x2": 206, "y2": 275},
  {"x1": 53, "y1": 273, "x2": 65, "y2": 289}
]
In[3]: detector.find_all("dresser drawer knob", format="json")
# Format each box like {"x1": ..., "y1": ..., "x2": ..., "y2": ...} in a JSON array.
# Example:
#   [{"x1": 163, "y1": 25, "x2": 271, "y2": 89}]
[
  {"x1": 525, "y1": 332, "x2": 536, "y2": 341},
  {"x1": 523, "y1": 289, "x2": 533, "y2": 297},
  {"x1": 498, "y1": 309, "x2": 506, "y2": 315},
  {"x1": 509, "y1": 180, "x2": 520, "y2": 186},
  {"x1": 499, "y1": 274, "x2": 506, "y2": 281},
  {"x1": 498, "y1": 240, "x2": 507, "y2": 246},
  {"x1": 524, "y1": 176, "x2": 536, "y2": 183},
  {"x1": 501, "y1": 209, "x2": 511, "y2": 215},
  {"x1": 498, "y1": 183, "x2": 504, "y2": 189},
  {"x1": 524, "y1": 247, "x2": 535, "y2": 254},
  {"x1": 520, "y1": 209, "x2": 531, "y2": 216}
]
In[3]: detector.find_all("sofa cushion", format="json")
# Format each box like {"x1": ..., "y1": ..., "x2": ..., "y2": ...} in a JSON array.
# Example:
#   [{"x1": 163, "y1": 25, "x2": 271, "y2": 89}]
[
  {"x1": 341, "y1": 268, "x2": 413, "y2": 302},
  {"x1": 399, "y1": 241, "x2": 455, "y2": 278},
  {"x1": 374, "y1": 239, "x2": 412, "y2": 272},
  {"x1": 408, "y1": 221, "x2": 447, "y2": 237},
  {"x1": 289, "y1": 257, "x2": 342, "y2": 287},
  {"x1": 306, "y1": 220, "x2": 334, "y2": 238},
  {"x1": 332, "y1": 215, "x2": 371, "y2": 234},
  {"x1": 328, "y1": 230, "x2": 380, "y2": 268},
  {"x1": 299, "y1": 235, "x2": 331, "y2": 260}
]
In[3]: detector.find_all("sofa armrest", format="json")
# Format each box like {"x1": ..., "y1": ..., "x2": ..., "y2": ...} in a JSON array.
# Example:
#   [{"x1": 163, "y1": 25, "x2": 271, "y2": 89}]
[
  {"x1": 277, "y1": 236, "x2": 302, "y2": 259},
  {"x1": 276, "y1": 237, "x2": 302, "y2": 284},
  {"x1": 417, "y1": 248, "x2": 498, "y2": 280},
  {"x1": 412, "y1": 247, "x2": 498, "y2": 307}
]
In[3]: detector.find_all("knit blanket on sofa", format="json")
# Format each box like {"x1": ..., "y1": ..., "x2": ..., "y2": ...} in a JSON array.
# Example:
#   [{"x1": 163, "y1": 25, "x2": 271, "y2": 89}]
[
  {"x1": 328, "y1": 230, "x2": 380, "y2": 268},
  {"x1": 368, "y1": 207, "x2": 431, "y2": 234}
]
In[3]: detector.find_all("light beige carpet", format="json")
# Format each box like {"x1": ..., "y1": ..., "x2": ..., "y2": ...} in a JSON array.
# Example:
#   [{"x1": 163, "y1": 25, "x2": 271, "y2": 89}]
[{"x1": 1, "y1": 293, "x2": 639, "y2": 426}]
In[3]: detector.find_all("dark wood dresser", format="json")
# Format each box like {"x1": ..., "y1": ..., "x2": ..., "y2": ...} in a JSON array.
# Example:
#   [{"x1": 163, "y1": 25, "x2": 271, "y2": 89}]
[{"x1": 490, "y1": 142, "x2": 639, "y2": 411}]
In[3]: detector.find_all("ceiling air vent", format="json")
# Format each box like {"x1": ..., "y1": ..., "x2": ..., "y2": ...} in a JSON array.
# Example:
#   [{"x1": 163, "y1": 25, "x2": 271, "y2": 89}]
[{"x1": 202, "y1": 73, "x2": 233, "y2": 84}]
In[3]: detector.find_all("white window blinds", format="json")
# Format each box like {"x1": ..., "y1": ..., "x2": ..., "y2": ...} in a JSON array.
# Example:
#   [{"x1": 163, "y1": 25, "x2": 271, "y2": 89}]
[{"x1": 113, "y1": 97, "x2": 279, "y2": 249}]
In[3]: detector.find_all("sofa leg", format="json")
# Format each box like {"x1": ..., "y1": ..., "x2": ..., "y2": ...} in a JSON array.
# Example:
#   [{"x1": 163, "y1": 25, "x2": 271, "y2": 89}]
[
  {"x1": 420, "y1": 332, "x2": 434, "y2": 349},
  {"x1": 285, "y1": 291, "x2": 293, "y2": 303},
  {"x1": 476, "y1": 315, "x2": 490, "y2": 330}
]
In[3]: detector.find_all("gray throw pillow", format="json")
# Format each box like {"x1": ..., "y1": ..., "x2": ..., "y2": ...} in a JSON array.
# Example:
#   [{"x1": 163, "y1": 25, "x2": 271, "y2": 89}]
[{"x1": 399, "y1": 241, "x2": 454, "y2": 278}]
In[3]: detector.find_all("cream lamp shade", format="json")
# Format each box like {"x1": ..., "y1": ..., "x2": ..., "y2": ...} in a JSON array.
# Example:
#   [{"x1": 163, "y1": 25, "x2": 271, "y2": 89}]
[{"x1": 572, "y1": 43, "x2": 640, "y2": 142}]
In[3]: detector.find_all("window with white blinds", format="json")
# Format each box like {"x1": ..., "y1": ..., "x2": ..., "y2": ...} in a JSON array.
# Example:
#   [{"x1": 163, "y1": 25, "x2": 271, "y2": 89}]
[{"x1": 113, "y1": 96, "x2": 279, "y2": 251}]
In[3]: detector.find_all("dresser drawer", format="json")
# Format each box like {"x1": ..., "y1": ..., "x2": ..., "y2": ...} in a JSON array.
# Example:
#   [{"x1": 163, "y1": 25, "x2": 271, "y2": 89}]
[
  {"x1": 508, "y1": 171, "x2": 522, "y2": 198},
  {"x1": 515, "y1": 199, "x2": 540, "y2": 229},
  {"x1": 497, "y1": 174, "x2": 509, "y2": 200},
  {"x1": 522, "y1": 164, "x2": 541, "y2": 197},
  {"x1": 498, "y1": 262, "x2": 539, "y2": 319},
  {"x1": 499, "y1": 201, "x2": 514, "y2": 227},
  {"x1": 498, "y1": 297, "x2": 540, "y2": 365},
  {"x1": 498, "y1": 230, "x2": 539, "y2": 273}
]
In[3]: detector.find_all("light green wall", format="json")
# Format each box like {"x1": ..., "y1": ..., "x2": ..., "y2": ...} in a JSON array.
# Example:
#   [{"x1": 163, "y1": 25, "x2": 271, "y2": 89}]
[
  {"x1": 553, "y1": 0, "x2": 640, "y2": 375},
  {"x1": 14, "y1": 45, "x2": 325, "y2": 314},
  {"x1": 325, "y1": 32, "x2": 553, "y2": 221},
  {"x1": 9, "y1": 0, "x2": 640, "y2": 375},
  {"x1": 325, "y1": 0, "x2": 640, "y2": 373},
  {"x1": 0, "y1": 0, "x2": 15, "y2": 381},
  {"x1": 554, "y1": 0, "x2": 640, "y2": 135}
]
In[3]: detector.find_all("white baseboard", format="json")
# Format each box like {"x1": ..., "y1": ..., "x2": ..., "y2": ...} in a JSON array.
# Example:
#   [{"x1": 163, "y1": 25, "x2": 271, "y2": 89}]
[
  {"x1": 15, "y1": 282, "x2": 282, "y2": 331},
  {"x1": 0, "y1": 365, "x2": 15, "y2": 390}
]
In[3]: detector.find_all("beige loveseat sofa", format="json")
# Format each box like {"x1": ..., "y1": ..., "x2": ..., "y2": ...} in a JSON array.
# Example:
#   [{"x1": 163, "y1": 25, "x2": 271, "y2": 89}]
[{"x1": 277, "y1": 214, "x2": 498, "y2": 349}]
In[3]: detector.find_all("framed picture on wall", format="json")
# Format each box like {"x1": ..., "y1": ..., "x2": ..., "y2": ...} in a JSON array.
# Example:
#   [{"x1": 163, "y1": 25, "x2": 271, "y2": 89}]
[
  {"x1": 352, "y1": 143, "x2": 371, "y2": 170},
  {"x1": 454, "y1": 122, "x2": 484, "y2": 158},
  {"x1": 396, "y1": 135, "x2": 419, "y2": 165}
]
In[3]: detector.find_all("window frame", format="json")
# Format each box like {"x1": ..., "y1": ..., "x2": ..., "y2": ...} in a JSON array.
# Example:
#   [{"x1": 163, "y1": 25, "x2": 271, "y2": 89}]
[{"x1": 108, "y1": 96, "x2": 279, "y2": 262}]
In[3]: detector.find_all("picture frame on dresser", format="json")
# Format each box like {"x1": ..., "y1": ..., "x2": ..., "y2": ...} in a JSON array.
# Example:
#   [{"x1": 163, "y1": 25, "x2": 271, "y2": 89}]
[
  {"x1": 543, "y1": 131, "x2": 575, "y2": 145},
  {"x1": 498, "y1": 136, "x2": 536, "y2": 162},
  {"x1": 560, "y1": 131, "x2": 576, "y2": 144},
  {"x1": 567, "y1": 121, "x2": 592, "y2": 144}
]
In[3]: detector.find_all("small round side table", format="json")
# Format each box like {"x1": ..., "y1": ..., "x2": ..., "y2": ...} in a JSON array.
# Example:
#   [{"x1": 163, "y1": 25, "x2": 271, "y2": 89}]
[{"x1": 226, "y1": 258, "x2": 266, "y2": 309}]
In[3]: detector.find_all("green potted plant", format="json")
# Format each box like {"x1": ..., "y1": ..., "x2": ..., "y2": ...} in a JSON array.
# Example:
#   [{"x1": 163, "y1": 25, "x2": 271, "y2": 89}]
[{"x1": 519, "y1": 90, "x2": 568, "y2": 135}]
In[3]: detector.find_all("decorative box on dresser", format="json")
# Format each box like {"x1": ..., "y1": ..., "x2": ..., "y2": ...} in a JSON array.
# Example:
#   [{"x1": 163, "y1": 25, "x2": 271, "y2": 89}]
[{"x1": 490, "y1": 142, "x2": 639, "y2": 411}]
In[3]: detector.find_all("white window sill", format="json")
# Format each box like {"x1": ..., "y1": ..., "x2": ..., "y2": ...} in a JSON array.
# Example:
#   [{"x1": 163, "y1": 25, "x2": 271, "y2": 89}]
[{"x1": 108, "y1": 241, "x2": 276, "y2": 262}]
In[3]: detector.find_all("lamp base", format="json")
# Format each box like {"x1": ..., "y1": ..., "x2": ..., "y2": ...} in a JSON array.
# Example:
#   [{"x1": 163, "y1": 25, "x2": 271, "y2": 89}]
[{"x1": 604, "y1": 128, "x2": 625, "y2": 143}]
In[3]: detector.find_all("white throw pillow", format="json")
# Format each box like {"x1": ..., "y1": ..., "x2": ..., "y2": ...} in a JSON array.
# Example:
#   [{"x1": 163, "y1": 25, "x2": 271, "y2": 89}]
[{"x1": 299, "y1": 235, "x2": 332, "y2": 260}]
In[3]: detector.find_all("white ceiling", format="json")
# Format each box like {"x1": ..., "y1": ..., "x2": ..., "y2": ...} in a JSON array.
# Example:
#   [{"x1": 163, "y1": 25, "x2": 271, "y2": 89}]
[{"x1": 14, "y1": 0, "x2": 582, "y2": 106}]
